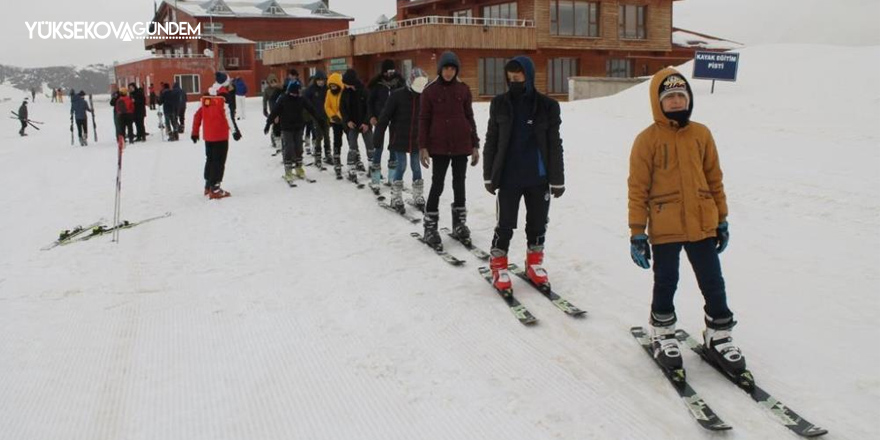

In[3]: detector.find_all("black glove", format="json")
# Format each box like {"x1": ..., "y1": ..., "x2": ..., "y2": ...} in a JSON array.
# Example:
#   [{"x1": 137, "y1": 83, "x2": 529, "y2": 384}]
[
  {"x1": 484, "y1": 183, "x2": 495, "y2": 195},
  {"x1": 233, "y1": 131, "x2": 242, "y2": 141},
  {"x1": 263, "y1": 125, "x2": 270, "y2": 135},
  {"x1": 550, "y1": 185, "x2": 565, "y2": 198},
  {"x1": 191, "y1": 135, "x2": 199, "y2": 144},
  {"x1": 630, "y1": 234, "x2": 651, "y2": 269},
  {"x1": 716, "y1": 221, "x2": 729, "y2": 254}
]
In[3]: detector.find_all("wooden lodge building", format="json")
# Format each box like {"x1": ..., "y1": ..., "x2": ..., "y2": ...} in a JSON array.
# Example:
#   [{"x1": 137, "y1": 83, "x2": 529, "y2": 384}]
[
  {"x1": 261, "y1": 0, "x2": 730, "y2": 100},
  {"x1": 113, "y1": 0, "x2": 352, "y2": 100}
]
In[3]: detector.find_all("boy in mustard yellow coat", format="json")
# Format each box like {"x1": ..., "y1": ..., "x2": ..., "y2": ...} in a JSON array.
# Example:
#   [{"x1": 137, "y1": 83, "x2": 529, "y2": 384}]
[{"x1": 628, "y1": 67, "x2": 745, "y2": 378}]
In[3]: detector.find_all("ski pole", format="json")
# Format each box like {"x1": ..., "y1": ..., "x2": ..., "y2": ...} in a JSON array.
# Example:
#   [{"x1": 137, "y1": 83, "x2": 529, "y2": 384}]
[
  {"x1": 112, "y1": 134, "x2": 124, "y2": 243},
  {"x1": 89, "y1": 94, "x2": 97, "y2": 142}
]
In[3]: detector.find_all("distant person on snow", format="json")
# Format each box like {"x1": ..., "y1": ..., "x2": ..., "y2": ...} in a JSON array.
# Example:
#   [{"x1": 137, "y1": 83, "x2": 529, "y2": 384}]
[
  {"x1": 18, "y1": 99, "x2": 28, "y2": 136},
  {"x1": 191, "y1": 72, "x2": 242, "y2": 200},
  {"x1": 70, "y1": 91, "x2": 92, "y2": 146},
  {"x1": 627, "y1": 67, "x2": 745, "y2": 379}
]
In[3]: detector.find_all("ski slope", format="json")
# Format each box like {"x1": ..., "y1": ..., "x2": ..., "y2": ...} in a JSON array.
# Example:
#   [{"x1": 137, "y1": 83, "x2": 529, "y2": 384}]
[{"x1": 1, "y1": 44, "x2": 877, "y2": 439}]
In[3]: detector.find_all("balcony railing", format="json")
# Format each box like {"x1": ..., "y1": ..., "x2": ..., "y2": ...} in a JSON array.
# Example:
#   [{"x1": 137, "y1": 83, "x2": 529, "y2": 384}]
[{"x1": 265, "y1": 15, "x2": 535, "y2": 50}]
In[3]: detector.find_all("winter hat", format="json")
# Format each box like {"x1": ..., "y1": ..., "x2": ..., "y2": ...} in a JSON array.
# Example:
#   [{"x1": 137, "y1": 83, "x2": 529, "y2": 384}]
[
  {"x1": 342, "y1": 68, "x2": 359, "y2": 86},
  {"x1": 381, "y1": 59, "x2": 396, "y2": 73},
  {"x1": 658, "y1": 74, "x2": 690, "y2": 107},
  {"x1": 436, "y1": 51, "x2": 461, "y2": 75},
  {"x1": 215, "y1": 71, "x2": 229, "y2": 86},
  {"x1": 313, "y1": 70, "x2": 327, "y2": 81},
  {"x1": 78, "y1": 91, "x2": 86, "y2": 96},
  {"x1": 286, "y1": 80, "x2": 302, "y2": 94},
  {"x1": 407, "y1": 67, "x2": 429, "y2": 94}
]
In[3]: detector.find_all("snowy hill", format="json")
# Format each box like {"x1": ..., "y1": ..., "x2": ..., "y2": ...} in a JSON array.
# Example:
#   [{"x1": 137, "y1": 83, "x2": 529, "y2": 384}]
[
  {"x1": 0, "y1": 44, "x2": 877, "y2": 439},
  {"x1": 0, "y1": 64, "x2": 112, "y2": 98}
]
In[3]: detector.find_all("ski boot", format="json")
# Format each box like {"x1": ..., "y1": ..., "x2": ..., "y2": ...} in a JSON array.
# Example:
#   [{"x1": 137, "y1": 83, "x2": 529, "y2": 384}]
[
  {"x1": 283, "y1": 164, "x2": 296, "y2": 184},
  {"x1": 208, "y1": 185, "x2": 231, "y2": 200},
  {"x1": 334, "y1": 154, "x2": 343, "y2": 180},
  {"x1": 390, "y1": 180, "x2": 405, "y2": 214},
  {"x1": 295, "y1": 162, "x2": 306, "y2": 180},
  {"x1": 525, "y1": 245, "x2": 549, "y2": 285},
  {"x1": 423, "y1": 211, "x2": 442, "y2": 250},
  {"x1": 355, "y1": 157, "x2": 366, "y2": 173},
  {"x1": 450, "y1": 204, "x2": 471, "y2": 246},
  {"x1": 304, "y1": 137, "x2": 313, "y2": 155},
  {"x1": 703, "y1": 316, "x2": 750, "y2": 387},
  {"x1": 324, "y1": 154, "x2": 334, "y2": 166},
  {"x1": 650, "y1": 313, "x2": 685, "y2": 382},
  {"x1": 489, "y1": 249, "x2": 512, "y2": 291},
  {"x1": 386, "y1": 159, "x2": 396, "y2": 186},
  {"x1": 411, "y1": 179, "x2": 426, "y2": 212},
  {"x1": 346, "y1": 150, "x2": 357, "y2": 167},
  {"x1": 369, "y1": 163, "x2": 382, "y2": 194}
]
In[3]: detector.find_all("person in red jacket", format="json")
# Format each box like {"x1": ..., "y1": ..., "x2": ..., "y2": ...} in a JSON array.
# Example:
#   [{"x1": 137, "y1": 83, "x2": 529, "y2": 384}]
[
  {"x1": 418, "y1": 51, "x2": 480, "y2": 250},
  {"x1": 191, "y1": 72, "x2": 242, "y2": 199},
  {"x1": 111, "y1": 88, "x2": 135, "y2": 144}
]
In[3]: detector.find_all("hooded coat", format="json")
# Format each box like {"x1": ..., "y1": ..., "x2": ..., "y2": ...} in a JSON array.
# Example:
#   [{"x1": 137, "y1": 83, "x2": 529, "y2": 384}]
[
  {"x1": 340, "y1": 69, "x2": 369, "y2": 127},
  {"x1": 418, "y1": 51, "x2": 479, "y2": 155},
  {"x1": 303, "y1": 71, "x2": 329, "y2": 122},
  {"x1": 70, "y1": 94, "x2": 91, "y2": 120},
  {"x1": 627, "y1": 67, "x2": 728, "y2": 245},
  {"x1": 324, "y1": 72, "x2": 345, "y2": 123},
  {"x1": 367, "y1": 70, "x2": 405, "y2": 121},
  {"x1": 483, "y1": 56, "x2": 564, "y2": 191}
]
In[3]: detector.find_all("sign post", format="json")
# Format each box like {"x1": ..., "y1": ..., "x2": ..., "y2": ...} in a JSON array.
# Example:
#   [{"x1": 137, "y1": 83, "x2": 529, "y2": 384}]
[{"x1": 692, "y1": 51, "x2": 740, "y2": 94}]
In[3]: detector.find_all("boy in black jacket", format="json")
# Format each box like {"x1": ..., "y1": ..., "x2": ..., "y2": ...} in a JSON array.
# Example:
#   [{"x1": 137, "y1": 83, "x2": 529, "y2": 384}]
[
  {"x1": 265, "y1": 80, "x2": 320, "y2": 182},
  {"x1": 340, "y1": 69, "x2": 371, "y2": 174},
  {"x1": 483, "y1": 56, "x2": 565, "y2": 291}
]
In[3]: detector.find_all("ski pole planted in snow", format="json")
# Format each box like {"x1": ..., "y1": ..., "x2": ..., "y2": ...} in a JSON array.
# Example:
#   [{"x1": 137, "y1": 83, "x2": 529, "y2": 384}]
[
  {"x1": 112, "y1": 134, "x2": 124, "y2": 243},
  {"x1": 89, "y1": 94, "x2": 97, "y2": 142}
]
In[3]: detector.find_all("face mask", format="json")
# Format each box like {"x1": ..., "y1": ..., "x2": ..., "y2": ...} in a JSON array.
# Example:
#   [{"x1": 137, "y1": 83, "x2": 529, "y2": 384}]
[
  {"x1": 330, "y1": 87, "x2": 340, "y2": 95},
  {"x1": 410, "y1": 77, "x2": 428, "y2": 94},
  {"x1": 508, "y1": 81, "x2": 526, "y2": 98},
  {"x1": 664, "y1": 110, "x2": 690, "y2": 128}
]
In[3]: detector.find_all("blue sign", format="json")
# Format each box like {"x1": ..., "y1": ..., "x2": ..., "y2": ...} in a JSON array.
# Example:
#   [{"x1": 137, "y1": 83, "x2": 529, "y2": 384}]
[{"x1": 692, "y1": 51, "x2": 740, "y2": 82}]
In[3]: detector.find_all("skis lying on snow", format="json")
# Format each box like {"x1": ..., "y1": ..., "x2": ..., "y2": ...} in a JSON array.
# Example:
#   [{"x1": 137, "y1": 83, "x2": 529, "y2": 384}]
[
  {"x1": 410, "y1": 232, "x2": 464, "y2": 266},
  {"x1": 62, "y1": 212, "x2": 172, "y2": 245},
  {"x1": 675, "y1": 330, "x2": 828, "y2": 437},
  {"x1": 506, "y1": 263, "x2": 586, "y2": 317},
  {"x1": 478, "y1": 266, "x2": 537, "y2": 325},
  {"x1": 440, "y1": 227, "x2": 490, "y2": 260},
  {"x1": 41, "y1": 219, "x2": 106, "y2": 250},
  {"x1": 630, "y1": 326, "x2": 732, "y2": 432},
  {"x1": 282, "y1": 175, "x2": 298, "y2": 187},
  {"x1": 379, "y1": 201, "x2": 421, "y2": 223}
]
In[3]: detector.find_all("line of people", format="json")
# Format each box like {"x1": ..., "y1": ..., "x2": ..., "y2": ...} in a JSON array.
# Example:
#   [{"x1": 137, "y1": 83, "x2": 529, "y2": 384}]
[{"x1": 192, "y1": 53, "x2": 745, "y2": 378}]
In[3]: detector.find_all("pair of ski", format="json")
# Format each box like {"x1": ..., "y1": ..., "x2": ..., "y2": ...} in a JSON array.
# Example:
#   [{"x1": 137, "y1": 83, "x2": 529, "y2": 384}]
[
  {"x1": 43, "y1": 212, "x2": 172, "y2": 248},
  {"x1": 282, "y1": 174, "x2": 317, "y2": 187},
  {"x1": 478, "y1": 263, "x2": 586, "y2": 325},
  {"x1": 410, "y1": 228, "x2": 488, "y2": 265},
  {"x1": 631, "y1": 327, "x2": 827, "y2": 437},
  {"x1": 377, "y1": 199, "x2": 421, "y2": 223},
  {"x1": 41, "y1": 219, "x2": 105, "y2": 250}
]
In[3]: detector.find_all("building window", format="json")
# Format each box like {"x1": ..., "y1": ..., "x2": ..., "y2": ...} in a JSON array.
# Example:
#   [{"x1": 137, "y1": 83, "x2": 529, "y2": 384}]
[
  {"x1": 618, "y1": 5, "x2": 646, "y2": 39},
  {"x1": 548, "y1": 58, "x2": 578, "y2": 94},
  {"x1": 174, "y1": 74, "x2": 201, "y2": 94},
  {"x1": 203, "y1": 22, "x2": 223, "y2": 34},
  {"x1": 256, "y1": 41, "x2": 281, "y2": 60},
  {"x1": 206, "y1": 0, "x2": 234, "y2": 15},
  {"x1": 606, "y1": 59, "x2": 633, "y2": 77},
  {"x1": 482, "y1": 2, "x2": 517, "y2": 25},
  {"x1": 478, "y1": 57, "x2": 508, "y2": 96},
  {"x1": 551, "y1": 1, "x2": 599, "y2": 37},
  {"x1": 453, "y1": 9, "x2": 473, "y2": 25}
]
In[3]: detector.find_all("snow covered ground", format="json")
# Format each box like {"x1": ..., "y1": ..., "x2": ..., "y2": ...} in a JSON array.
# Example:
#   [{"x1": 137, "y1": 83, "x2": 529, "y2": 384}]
[{"x1": 1, "y1": 44, "x2": 878, "y2": 439}]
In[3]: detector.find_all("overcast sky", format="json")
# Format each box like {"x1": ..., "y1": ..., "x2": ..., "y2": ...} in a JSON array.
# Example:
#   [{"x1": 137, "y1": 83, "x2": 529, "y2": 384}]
[
  {"x1": 0, "y1": 0, "x2": 876, "y2": 69},
  {"x1": 0, "y1": 0, "x2": 397, "y2": 68}
]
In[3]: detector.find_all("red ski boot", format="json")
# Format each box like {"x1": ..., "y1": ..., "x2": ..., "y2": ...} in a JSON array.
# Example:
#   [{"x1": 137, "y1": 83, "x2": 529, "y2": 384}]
[
  {"x1": 525, "y1": 245, "x2": 549, "y2": 285},
  {"x1": 208, "y1": 186, "x2": 231, "y2": 200},
  {"x1": 489, "y1": 250, "x2": 512, "y2": 291}
]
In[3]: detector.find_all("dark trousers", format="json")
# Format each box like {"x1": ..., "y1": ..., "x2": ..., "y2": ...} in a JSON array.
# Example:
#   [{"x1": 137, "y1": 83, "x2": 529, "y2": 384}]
[
  {"x1": 19, "y1": 120, "x2": 26, "y2": 134},
  {"x1": 426, "y1": 155, "x2": 468, "y2": 213},
  {"x1": 281, "y1": 128, "x2": 304, "y2": 166},
  {"x1": 75, "y1": 118, "x2": 88, "y2": 140},
  {"x1": 331, "y1": 123, "x2": 344, "y2": 167},
  {"x1": 651, "y1": 238, "x2": 733, "y2": 322},
  {"x1": 164, "y1": 109, "x2": 180, "y2": 133},
  {"x1": 346, "y1": 126, "x2": 372, "y2": 163},
  {"x1": 135, "y1": 115, "x2": 146, "y2": 140},
  {"x1": 178, "y1": 108, "x2": 186, "y2": 133},
  {"x1": 204, "y1": 141, "x2": 229, "y2": 188},
  {"x1": 492, "y1": 184, "x2": 550, "y2": 252},
  {"x1": 312, "y1": 119, "x2": 331, "y2": 157},
  {"x1": 118, "y1": 114, "x2": 135, "y2": 143}
]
